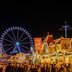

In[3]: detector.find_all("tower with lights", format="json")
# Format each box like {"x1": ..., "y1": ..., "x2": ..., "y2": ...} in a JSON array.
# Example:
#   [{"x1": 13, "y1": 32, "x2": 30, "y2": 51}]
[{"x1": 59, "y1": 21, "x2": 72, "y2": 38}]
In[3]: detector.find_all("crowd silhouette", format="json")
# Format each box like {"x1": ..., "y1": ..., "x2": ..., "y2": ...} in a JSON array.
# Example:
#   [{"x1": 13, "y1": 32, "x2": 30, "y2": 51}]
[{"x1": 0, "y1": 62, "x2": 72, "y2": 72}]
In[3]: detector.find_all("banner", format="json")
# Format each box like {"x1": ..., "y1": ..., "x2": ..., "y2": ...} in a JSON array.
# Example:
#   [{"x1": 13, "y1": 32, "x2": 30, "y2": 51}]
[{"x1": 34, "y1": 38, "x2": 42, "y2": 51}]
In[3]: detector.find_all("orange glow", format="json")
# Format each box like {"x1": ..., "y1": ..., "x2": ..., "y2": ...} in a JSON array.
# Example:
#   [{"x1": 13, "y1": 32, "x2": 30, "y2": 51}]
[{"x1": 34, "y1": 38, "x2": 42, "y2": 51}]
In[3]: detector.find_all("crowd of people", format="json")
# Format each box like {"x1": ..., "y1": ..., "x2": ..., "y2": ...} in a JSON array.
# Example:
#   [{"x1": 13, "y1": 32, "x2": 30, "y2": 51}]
[{"x1": 0, "y1": 62, "x2": 72, "y2": 72}]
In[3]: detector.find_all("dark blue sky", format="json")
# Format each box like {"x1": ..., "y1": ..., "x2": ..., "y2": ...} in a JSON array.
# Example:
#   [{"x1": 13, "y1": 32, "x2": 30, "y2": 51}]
[{"x1": 0, "y1": 8, "x2": 72, "y2": 38}]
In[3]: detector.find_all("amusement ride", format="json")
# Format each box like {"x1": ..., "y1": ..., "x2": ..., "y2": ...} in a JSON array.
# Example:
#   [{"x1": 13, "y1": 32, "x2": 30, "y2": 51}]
[{"x1": 0, "y1": 27, "x2": 34, "y2": 55}]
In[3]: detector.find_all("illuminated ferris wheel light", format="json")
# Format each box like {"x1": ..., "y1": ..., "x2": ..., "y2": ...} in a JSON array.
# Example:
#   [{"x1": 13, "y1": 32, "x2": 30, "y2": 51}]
[
  {"x1": 0, "y1": 26, "x2": 34, "y2": 55},
  {"x1": 16, "y1": 42, "x2": 20, "y2": 46}
]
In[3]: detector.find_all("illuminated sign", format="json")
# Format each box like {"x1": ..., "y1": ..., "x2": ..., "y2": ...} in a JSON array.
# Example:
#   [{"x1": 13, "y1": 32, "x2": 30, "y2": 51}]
[{"x1": 34, "y1": 38, "x2": 42, "y2": 51}]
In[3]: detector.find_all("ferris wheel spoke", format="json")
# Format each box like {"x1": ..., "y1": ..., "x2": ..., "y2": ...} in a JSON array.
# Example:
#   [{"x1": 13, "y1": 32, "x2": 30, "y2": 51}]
[
  {"x1": 12, "y1": 30, "x2": 16, "y2": 41},
  {"x1": 20, "y1": 45, "x2": 30, "y2": 50},
  {"x1": 19, "y1": 32, "x2": 24, "y2": 41},
  {"x1": 20, "y1": 36, "x2": 29, "y2": 42},
  {"x1": 3, "y1": 39, "x2": 14, "y2": 43},
  {"x1": 20, "y1": 46, "x2": 25, "y2": 53},
  {"x1": 17, "y1": 29, "x2": 19, "y2": 41},
  {"x1": 6, "y1": 33, "x2": 15, "y2": 42},
  {"x1": 21, "y1": 42, "x2": 31, "y2": 44},
  {"x1": 6, "y1": 45, "x2": 14, "y2": 52},
  {"x1": 3, "y1": 44, "x2": 14, "y2": 46}
]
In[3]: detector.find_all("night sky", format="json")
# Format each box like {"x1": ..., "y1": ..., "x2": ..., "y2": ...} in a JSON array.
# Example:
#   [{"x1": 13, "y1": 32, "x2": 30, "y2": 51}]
[{"x1": 0, "y1": 8, "x2": 72, "y2": 39}]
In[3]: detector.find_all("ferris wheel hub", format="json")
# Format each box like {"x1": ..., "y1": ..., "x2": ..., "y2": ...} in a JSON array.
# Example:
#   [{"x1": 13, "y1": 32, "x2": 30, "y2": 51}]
[{"x1": 16, "y1": 42, "x2": 20, "y2": 46}]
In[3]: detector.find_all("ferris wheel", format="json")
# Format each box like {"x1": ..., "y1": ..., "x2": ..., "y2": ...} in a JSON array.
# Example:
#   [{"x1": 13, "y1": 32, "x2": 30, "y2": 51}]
[{"x1": 0, "y1": 27, "x2": 34, "y2": 55}]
